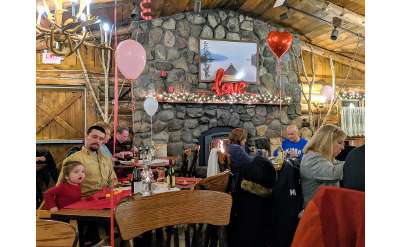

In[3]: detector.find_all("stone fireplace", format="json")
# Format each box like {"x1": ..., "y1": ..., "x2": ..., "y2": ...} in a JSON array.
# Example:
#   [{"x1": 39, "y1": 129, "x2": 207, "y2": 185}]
[
  {"x1": 199, "y1": 127, "x2": 232, "y2": 166},
  {"x1": 117, "y1": 9, "x2": 303, "y2": 167}
]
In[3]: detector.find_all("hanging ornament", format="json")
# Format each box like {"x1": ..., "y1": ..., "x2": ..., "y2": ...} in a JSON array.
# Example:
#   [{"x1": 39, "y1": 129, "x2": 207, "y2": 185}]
[{"x1": 167, "y1": 85, "x2": 175, "y2": 94}]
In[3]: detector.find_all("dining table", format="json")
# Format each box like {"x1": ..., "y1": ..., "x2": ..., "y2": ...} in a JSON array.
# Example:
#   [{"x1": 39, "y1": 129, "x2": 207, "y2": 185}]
[
  {"x1": 49, "y1": 177, "x2": 200, "y2": 246},
  {"x1": 113, "y1": 156, "x2": 178, "y2": 169}
]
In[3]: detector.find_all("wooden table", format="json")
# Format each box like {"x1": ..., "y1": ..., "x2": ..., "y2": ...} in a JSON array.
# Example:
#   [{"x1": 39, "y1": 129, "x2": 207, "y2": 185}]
[{"x1": 114, "y1": 156, "x2": 178, "y2": 169}]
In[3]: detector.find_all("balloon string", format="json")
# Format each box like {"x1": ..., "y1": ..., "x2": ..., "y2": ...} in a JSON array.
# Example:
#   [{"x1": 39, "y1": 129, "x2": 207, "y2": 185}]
[
  {"x1": 111, "y1": 0, "x2": 118, "y2": 246},
  {"x1": 131, "y1": 80, "x2": 135, "y2": 138},
  {"x1": 150, "y1": 116, "x2": 153, "y2": 144},
  {"x1": 276, "y1": 59, "x2": 283, "y2": 138}
]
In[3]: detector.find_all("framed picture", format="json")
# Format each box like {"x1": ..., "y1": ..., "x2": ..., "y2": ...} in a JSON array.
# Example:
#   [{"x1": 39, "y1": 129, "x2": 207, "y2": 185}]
[{"x1": 199, "y1": 39, "x2": 258, "y2": 83}]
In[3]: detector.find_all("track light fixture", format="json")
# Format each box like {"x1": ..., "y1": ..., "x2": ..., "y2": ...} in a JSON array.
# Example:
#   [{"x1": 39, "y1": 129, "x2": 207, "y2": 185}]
[
  {"x1": 331, "y1": 17, "x2": 342, "y2": 40},
  {"x1": 194, "y1": 0, "x2": 202, "y2": 13}
]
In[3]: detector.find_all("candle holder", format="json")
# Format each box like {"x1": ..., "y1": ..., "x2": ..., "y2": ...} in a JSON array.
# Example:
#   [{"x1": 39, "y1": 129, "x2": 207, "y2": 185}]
[{"x1": 141, "y1": 161, "x2": 154, "y2": 196}]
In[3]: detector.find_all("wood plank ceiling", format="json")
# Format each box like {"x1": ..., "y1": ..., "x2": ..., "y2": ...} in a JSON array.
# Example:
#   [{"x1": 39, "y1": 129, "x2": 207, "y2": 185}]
[{"x1": 36, "y1": 0, "x2": 365, "y2": 64}]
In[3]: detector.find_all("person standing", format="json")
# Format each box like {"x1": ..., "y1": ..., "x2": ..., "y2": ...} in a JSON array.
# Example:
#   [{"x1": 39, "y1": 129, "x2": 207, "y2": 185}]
[
  {"x1": 300, "y1": 124, "x2": 346, "y2": 208},
  {"x1": 274, "y1": 125, "x2": 308, "y2": 160},
  {"x1": 57, "y1": 125, "x2": 117, "y2": 196}
]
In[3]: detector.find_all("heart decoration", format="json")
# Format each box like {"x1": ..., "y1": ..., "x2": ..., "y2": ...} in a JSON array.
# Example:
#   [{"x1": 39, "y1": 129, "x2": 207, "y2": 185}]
[{"x1": 266, "y1": 31, "x2": 293, "y2": 59}]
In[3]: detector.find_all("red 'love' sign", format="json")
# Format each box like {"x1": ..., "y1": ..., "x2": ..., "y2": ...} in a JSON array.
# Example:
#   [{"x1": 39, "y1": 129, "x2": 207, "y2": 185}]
[{"x1": 211, "y1": 68, "x2": 248, "y2": 96}]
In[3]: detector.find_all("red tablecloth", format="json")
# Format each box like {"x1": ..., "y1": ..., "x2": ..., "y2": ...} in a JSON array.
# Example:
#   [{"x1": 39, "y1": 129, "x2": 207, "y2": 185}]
[
  {"x1": 118, "y1": 174, "x2": 133, "y2": 183},
  {"x1": 175, "y1": 177, "x2": 200, "y2": 189},
  {"x1": 64, "y1": 188, "x2": 131, "y2": 210}
]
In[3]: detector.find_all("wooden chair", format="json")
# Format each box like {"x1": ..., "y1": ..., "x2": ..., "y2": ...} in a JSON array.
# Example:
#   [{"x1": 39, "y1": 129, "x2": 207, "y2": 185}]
[
  {"x1": 188, "y1": 147, "x2": 199, "y2": 177},
  {"x1": 36, "y1": 219, "x2": 78, "y2": 247},
  {"x1": 115, "y1": 190, "x2": 232, "y2": 247},
  {"x1": 194, "y1": 171, "x2": 232, "y2": 246},
  {"x1": 195, "y1": 170, "x2": 231, "y2": 193},
  {"x1": 181, "y1": 148, "x2": 191, "y2": 177}
]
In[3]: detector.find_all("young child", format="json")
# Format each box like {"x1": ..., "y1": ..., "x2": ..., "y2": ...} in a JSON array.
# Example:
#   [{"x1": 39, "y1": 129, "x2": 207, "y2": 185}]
[{"x1": 43, "y1": 161, "x2": 85, "y2": 212}]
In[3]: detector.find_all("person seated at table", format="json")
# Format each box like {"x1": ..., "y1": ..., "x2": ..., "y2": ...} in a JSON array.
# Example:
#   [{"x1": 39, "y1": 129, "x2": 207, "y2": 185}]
[
  {"x1": 92, "y1": 121, "x2": 112, "y2": 158},
  {"x1": 273, "y1": 125, "x2": 308, "y2": 160},
  {"x1": 63, "y1": 122, "x2": 113, "y2": 159},
  {"x1": 106, "y1": 126, "x2": 138, "y2": 161},
  {"x1": 43, "y1": 161, "x2": 85, "y2": 212},
  {"x1": 300, "y1": 124, "x2": 346, "y2": 208},
  {"x1": 57, "y1": 125, "x2": 117, "y2": 196},
  {"x1": 342, "y1": 144, "x2": 365, "y2": 192}
]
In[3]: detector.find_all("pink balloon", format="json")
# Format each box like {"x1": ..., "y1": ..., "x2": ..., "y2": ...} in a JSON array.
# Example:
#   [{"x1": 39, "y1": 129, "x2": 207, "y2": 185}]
[
  {"x1": 116, "y1": 40, "x2": 147, "y2": 80},
  {"x1": 320, "y1": 85, "x2": 334, "y2": 101}
]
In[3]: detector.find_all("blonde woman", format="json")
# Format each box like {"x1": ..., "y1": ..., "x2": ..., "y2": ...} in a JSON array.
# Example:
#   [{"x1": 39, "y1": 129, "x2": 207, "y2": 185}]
[{"x1": 300, "y1": 124, "x2": 346, "y2": 207}]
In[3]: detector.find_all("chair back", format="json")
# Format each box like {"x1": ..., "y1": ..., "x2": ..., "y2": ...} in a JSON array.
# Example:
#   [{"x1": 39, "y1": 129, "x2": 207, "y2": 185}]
[
  {"x1": 36, "y1": 219, "x2": 77, "y2": 247},
  {"x1": 188, "y1": 147, "x2": 199, "y2": 177},
  {"x1": 115, "y1": 190, "x2": 232, "y2": 241},
  {"x1": 291, "y1": 186, "x2": 365, "y2": 247},
  {"x1": 195, "y1": 170, "x2": 231, "y2": 192}
]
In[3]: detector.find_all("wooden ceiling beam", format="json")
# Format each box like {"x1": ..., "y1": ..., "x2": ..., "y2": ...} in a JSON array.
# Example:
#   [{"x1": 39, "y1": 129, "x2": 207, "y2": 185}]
[
  {"x1": 299, "y1": 76, "x2": 364, "y2": 86},
  {"x1": 303, "y1": 0, "x2": 365, "y2": 28},
  {"x1": 300, "y1": 41, "x2": 364, "y2": 72}
]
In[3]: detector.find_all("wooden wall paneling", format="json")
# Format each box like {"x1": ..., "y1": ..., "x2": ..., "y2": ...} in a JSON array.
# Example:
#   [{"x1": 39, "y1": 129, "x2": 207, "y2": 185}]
[
  {"x1": 286, "y1": 14, "x2": 315, "y2": 34},
  {"x1": 37, "y1": 144, "x2": 83, "y2": 168},
  {"x1": 239, "y1": 0, "x2": 272, "y2": 13},
  {"x1": 36, "y1": 86, "x2": 86, "y2": 141},
  {"x1": 204, "y1": 0, "x2": 221, "y2": 9},
  {"x1": 327, "y1": 0, "x2": 364, "y2": 15},
  {"x1": 301, "y1": 50, "x2": 364, "y2": 84},
  {"x1": 250, "y1": 0, "x2": 274, "y2": 17},
  {"x1": 307, "y1": 26, "x2": 333, "y2": 42}
]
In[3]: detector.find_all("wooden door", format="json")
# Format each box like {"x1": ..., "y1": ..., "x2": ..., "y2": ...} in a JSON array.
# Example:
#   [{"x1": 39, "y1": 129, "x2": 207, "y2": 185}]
[{"x1": 36, "y1": 86, "x2": 86, "y2": 141}]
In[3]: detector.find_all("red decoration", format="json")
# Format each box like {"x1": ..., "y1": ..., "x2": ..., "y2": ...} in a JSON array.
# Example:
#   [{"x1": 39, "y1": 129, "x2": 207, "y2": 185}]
[
  {"x1": 266, "y1": 31, "x2": 293, "y2": 59},
  {"x1": 140, "y1": 0, "x2": 152, "y2": 20},
  {"x1": 211, "y1": 68, "x2": 248, "y2": 96},
  {"x1": 167, "y1": 85, "x2": 175, "y2": 93},
  {"x1": 160, "y1": 71, "x2": 168, "y2": 79}
]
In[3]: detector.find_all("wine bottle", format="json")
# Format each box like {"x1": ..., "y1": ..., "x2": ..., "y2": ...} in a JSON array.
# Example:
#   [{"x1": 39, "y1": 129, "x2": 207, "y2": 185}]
[
  {"x1": 131, "y1": 166, "x2": 137, "y2": 195},
  {"x1": 166, "y1": 167, "x2": 171, "y2": 187},
  {"x1": 170, "y1": 167, "x2": 176, "y2": 188},
  {"x1": 139, "y1": 146, "x2": 143, "y2": 160}
]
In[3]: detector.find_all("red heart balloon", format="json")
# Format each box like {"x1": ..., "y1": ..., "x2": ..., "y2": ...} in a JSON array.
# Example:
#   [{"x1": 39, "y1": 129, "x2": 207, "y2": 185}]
[{"x1": 266, "y1": 31, "x2": 293, "y2": 59}]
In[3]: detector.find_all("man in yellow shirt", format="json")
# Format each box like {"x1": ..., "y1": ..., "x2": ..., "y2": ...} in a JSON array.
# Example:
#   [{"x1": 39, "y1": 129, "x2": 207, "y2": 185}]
[{"x1": 57, "y1": 125, "x2": 117, "y2": 196}]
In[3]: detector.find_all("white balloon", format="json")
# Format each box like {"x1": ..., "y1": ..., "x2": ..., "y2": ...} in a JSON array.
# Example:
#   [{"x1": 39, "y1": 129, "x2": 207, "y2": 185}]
[{"x1": 144, "y1": 97, "x2": 158, "y2": 117}]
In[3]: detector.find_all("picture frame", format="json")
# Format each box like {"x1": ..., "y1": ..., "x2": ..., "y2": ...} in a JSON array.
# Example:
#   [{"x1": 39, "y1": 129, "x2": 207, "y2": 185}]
[{"x1": 199, "y1": 39, "x2": 258, "y2": 83}]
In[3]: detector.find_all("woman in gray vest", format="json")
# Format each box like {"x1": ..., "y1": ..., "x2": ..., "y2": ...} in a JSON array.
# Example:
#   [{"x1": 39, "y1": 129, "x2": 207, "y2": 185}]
[{"x1": 300, "y1": 124, "x2": 346, "y2": 208}]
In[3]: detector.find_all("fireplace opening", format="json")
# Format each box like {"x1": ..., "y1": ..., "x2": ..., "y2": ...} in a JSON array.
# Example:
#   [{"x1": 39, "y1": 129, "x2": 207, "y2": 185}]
[{"x1": 199, "y1": 127, "x2": 233, "y2": 166}]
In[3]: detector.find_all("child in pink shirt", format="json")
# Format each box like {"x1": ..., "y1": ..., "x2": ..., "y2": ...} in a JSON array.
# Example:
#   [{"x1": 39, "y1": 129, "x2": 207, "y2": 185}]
[{"x1": 43, "y1": 161, "x2": 85, "y2": 212}]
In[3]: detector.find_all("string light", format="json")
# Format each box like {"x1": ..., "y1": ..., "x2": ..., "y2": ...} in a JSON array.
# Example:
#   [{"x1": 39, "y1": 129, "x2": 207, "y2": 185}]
[
  {"x1": 156, "y1": 91, "x2": 292, "y2": 105},
  {"x1": 339, "y1": 92, "x2": 365, "y2": 101}
]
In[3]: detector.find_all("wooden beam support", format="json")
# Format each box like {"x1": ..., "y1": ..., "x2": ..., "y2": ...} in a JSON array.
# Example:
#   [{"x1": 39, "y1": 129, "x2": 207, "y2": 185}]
[
  {"x1": 303, "y1": 0, "x2": 365, "y2": 28},
  {"x1": 300, "y1": 41, "x2": 364, "y2": 72},
  {"x1": 299, "y1": 76, "x2": 364, "y2": 86}
]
